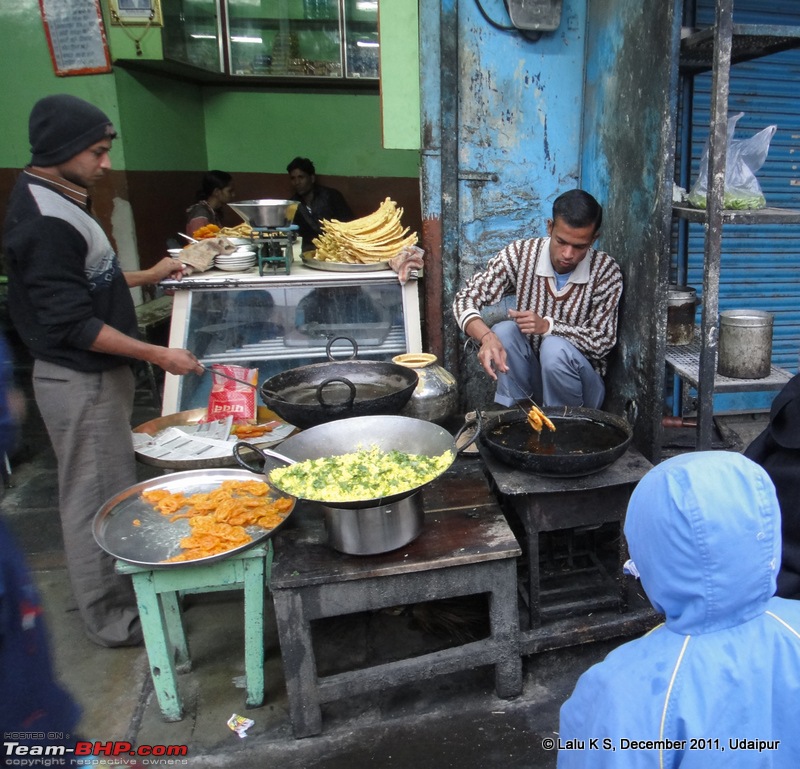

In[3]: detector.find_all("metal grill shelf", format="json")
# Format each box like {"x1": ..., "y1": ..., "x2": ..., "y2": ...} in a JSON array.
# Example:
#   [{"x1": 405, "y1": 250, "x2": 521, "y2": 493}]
[{"x1": 666, "y1": 333, "x2": 792, "y2": 393}]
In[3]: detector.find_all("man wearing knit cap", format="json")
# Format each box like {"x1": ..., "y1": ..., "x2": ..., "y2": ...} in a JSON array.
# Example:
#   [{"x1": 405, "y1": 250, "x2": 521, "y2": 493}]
[{"x1": 3, "y1": 94, "x2": 204, "y2": 647}]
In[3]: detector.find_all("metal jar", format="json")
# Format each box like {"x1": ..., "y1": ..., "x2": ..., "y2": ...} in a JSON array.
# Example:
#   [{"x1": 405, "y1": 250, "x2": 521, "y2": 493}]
[
  {"x1": 667, "y1": 285, "x2": 699, "y2": 345},
  {"x1": 392, "y1": 353, "x2": 458, "y2": 424},
  {"x1": 717, "y1": 309, "x2": 774, "y2": 379}
]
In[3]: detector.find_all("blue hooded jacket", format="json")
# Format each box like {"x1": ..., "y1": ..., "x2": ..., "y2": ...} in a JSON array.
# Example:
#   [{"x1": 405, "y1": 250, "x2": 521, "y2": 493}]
[{"x1": 558, "y1": 451, "x2": 800, "y2": 768}]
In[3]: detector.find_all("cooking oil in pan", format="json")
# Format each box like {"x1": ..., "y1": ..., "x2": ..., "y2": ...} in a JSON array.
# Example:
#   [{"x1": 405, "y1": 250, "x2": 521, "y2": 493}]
[
  {"x1": 283, "y1": 382, "x2": 390, "y2": 405},
  {"x1": 494, "y1": 417, "x2": 627, "y2": 455}
]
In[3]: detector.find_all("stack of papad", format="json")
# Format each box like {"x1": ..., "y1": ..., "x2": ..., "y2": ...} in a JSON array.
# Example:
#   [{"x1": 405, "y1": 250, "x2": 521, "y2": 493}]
[{"x1": 312, "y1": 198, "x2": 418, "y2": 264}]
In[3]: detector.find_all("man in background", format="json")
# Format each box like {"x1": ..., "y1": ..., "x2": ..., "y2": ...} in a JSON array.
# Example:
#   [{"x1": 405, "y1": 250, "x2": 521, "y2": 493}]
[{"x1": 287, "y1": 156, "x2": 353, "y2": 248}]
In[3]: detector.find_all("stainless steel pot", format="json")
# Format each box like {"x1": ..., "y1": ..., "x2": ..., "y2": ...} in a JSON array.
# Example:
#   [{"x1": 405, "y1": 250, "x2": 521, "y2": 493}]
[{"x1": 233, "y1": 415, "x2": 456, "y2": 554}]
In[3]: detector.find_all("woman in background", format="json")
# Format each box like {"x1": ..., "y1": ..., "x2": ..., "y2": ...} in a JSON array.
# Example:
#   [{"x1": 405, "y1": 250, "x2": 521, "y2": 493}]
[{"x1": 185, "y1": 170, "x2": 235, "y2": 237}]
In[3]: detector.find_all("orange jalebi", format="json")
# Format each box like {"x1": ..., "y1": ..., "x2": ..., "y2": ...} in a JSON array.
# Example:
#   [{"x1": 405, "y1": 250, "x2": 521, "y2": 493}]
[{"x1": 140, "y1": 481, "x2": 292, "y2": 562}]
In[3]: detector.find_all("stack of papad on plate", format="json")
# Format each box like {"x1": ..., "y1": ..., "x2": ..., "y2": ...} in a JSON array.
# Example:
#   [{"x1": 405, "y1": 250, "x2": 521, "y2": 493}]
[{"x1": 312, "y1": 198, "x2": 418, "y2": 264}]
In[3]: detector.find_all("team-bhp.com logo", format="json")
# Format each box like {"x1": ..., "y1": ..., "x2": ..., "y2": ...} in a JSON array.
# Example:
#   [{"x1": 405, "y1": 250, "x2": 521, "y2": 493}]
[{"x1": 3, "y1": 738, "x2": 189, "y2": 766}]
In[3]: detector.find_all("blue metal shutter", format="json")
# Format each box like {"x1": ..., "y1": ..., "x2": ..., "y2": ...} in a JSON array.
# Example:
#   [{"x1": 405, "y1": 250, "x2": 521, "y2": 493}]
[{"x1": 679, "y1": 0, "x2": 800, "y2": 400}]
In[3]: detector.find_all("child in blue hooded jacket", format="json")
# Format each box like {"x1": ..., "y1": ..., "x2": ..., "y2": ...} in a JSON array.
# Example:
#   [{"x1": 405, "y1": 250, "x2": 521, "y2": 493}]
[{"x1": 558, "y1": 451, "x2": 800, "y2": 768}]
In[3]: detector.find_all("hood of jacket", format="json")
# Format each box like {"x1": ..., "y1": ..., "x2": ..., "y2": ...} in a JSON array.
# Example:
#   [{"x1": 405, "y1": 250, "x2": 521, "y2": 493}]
[{"x1": 624, "y1": 451, "x2": 780, "y2": 634}]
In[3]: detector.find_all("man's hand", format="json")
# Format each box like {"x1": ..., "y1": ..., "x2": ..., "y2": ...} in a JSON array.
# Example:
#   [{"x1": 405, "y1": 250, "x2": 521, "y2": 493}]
[
  {"x1": 151, "y1": 347, "x2": 205, "y2": 376},
  {"x1": 476, "y1": 330, "x2": 508, "y2": 380},
  {"x1": 508, "y1": 308, "x2": 549, "y2": 336},
  {"x1": 150, "y1": 256, "x2": 188, "y2": 282}
]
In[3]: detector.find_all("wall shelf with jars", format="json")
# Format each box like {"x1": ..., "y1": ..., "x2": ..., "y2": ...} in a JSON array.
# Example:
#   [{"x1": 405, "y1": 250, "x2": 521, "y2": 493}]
[{"x1": 157, "y1": 0, "x2": 379, "y2": 86}]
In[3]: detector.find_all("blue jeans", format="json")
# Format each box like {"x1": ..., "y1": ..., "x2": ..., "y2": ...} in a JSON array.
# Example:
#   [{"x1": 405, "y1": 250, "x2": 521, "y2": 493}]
[{"x1": 491, "y1": 320, "x2": 605, "y2": 408}]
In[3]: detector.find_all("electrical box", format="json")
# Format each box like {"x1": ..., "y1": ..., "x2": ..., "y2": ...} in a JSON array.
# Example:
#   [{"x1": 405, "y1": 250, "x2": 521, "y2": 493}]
[{"x1": 505, "y1": 0, "x2": 562, "y2": 32}]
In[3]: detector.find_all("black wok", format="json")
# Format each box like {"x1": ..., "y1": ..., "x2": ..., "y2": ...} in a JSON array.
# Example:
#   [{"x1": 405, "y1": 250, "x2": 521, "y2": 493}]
[
  {"x1": 234, "y1": 414, "x2": 456, "y2": 508},
  {"x1": 479, "y1": 407, "x2": 632, "y2": 477},
  {"x1": 259, "y1": 338, "x2": 418, "y2": 429}
]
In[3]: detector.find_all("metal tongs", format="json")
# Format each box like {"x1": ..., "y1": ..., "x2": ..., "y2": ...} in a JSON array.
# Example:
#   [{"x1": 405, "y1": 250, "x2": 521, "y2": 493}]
[
  {"x1": 199, "y1": 365, "x2": 258, "y2": 389},
  {"x1": 498, "y1": 368, "x2": 555, "y2": 433}
]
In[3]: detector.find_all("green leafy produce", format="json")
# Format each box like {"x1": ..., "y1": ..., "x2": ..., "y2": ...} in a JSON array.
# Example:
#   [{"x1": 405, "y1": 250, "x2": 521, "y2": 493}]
[
  {"x1": 686, "y1": 191, "x2": 766, "y2": 210},
  {"x1": 270, "y1": 446, "x2": 453, "y2": 503}
]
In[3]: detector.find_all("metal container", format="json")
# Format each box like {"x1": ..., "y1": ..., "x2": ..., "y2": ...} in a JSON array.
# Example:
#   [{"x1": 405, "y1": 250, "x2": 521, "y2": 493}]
[
  {"x1": 667, "y1": 285, "x2": 699, "y2": 345},
  {"x1": 392, "y1": 353, "x2": 459, "y2": 424},
  {"x1": 228, "y1": 199, "x2": 297, "y2": 228},
  {"x1": 322, "y1": 493, "x2": 424, "y2": 555},
  {"x1": 717, "y1": 309, "x2": 774, "y2": 379}
]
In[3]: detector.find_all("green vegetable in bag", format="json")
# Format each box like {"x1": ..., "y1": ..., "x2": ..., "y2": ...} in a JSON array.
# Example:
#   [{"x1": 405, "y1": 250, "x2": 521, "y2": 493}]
[{"x1": 687, "y1": 112, "x2": 776, "y2": 210}]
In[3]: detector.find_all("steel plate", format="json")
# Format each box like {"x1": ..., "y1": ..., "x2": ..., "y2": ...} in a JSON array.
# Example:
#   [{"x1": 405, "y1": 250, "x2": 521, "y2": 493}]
[
  {"x1": 93, "y1": 468, "x2": 295, "y2": 567},
  {"x1": 301, "y1": 253, "x2": 390, "y2": 272}
]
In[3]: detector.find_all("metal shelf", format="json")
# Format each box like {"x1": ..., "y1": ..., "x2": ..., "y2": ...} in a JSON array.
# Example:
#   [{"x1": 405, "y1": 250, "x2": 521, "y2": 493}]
[
  {"x1": 672, "y1": 204, "x2": 800, "y2": 225},
  {"x1": 680, "y1": 23, "x2": 800, "y2": 72},
  {"x1": 666, "y1": 334, "x2": 792, "y2": 393}
]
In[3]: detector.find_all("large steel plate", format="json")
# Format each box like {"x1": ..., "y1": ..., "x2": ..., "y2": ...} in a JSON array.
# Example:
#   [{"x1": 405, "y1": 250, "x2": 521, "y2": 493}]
[
  {"x1": 301, "y1": 252, "x2": 390, "y2": 272},
  {"x1": 93, "y1": 468, "x2": 295, "y2": 568}
]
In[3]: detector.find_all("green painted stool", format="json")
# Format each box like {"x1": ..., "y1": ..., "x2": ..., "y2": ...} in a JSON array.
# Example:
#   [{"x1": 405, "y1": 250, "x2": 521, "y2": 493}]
[{"x1": 116, "y1": 542, "x2": 272, "y2": 721}]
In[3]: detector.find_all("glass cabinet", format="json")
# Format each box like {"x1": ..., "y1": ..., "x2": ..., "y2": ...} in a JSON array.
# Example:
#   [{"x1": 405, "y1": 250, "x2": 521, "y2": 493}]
[
  {"x1": 161, "y1": 0, "x2": 379, "y2": 80},
  {"x1": 161, "y1": 265, "x2": 421, "y2": 414}
]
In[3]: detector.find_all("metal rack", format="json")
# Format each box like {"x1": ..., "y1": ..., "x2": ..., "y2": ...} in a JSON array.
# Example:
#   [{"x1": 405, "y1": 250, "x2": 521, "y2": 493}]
[{"x1": 671, "y1": 1, "x2": 800, "y2": 449}]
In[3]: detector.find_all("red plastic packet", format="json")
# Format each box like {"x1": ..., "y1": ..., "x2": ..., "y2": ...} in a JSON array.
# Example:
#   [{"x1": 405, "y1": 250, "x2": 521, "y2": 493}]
[{"x1": 205, "y1": 364, "x2": 258, "y2": 424}]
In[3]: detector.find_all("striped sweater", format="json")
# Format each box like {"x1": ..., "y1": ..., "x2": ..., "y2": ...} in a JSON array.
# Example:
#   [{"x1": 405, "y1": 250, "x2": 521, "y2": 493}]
[{"x1": 453, "y1": 237, "x2": 623, "y2": 377}]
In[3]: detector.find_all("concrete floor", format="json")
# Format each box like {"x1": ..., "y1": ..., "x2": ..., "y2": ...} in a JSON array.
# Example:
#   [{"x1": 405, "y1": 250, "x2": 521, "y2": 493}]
[{"x1": 1, "y1": 355, "x2": 770, "y2": 768}]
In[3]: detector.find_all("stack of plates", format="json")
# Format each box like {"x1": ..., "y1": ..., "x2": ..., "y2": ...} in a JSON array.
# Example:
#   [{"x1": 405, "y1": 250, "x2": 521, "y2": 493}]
[{"x1": 215, "y1": 248, "x2": 257, "y2": 272}]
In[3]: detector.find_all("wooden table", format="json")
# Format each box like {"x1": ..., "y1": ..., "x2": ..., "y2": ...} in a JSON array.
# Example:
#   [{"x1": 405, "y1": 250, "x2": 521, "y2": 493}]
[
  {"x1": 269, "y1": 460, "x2": 523, "y2": 738},
  {"x1": 480, "y1": 445, "x2": 659, "y2": 654}
]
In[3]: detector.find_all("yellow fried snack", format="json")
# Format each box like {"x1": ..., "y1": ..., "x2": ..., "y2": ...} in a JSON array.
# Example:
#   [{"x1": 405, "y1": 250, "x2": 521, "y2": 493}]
[
  {"x1": 141, "y1": 481, "x2": 292, "y2": 562},
  {"x1": 312, "y1": 198, "x2": 418, "y2": 264},
  {"x1": 527, "y1": 405, "x2": 556, "y2": 434}
]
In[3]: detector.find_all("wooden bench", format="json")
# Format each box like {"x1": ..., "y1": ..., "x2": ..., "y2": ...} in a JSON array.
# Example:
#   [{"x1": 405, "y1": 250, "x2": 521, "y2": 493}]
[{"x1": 269, "y1": 460, "x2": 523, "y2": 738}]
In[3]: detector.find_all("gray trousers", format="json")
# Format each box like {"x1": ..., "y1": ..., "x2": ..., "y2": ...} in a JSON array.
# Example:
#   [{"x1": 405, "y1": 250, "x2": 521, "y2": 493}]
[
  {"x1": 33, "y1": 360, "x2": 142, "y2": 647},
  {"x1": 491, "y1": 320, "x2": 605, "y2": 409}
]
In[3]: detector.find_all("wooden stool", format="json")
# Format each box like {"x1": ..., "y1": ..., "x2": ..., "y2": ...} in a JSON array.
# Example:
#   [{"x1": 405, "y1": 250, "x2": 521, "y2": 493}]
[
  {"x1": 270, "y1": 461, "x2": 523, "y2": 738},
  {"x1": 115, "y1": 543, "x2": 271, "y2": 721}
]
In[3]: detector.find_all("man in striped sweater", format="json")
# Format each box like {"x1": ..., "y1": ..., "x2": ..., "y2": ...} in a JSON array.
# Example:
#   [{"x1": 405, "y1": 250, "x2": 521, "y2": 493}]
[{"x1": 452, "y1": 190, "x2": 622, "y2": 408}]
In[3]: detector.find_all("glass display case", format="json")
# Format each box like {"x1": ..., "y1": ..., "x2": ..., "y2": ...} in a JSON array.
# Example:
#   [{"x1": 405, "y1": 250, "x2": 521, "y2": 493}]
[
  {"x1": 161, "y1": 264, "x2": 421, "y2": 414},
  {"x1": 161, "y1": 0, "x2": 379, "y2": 80}
]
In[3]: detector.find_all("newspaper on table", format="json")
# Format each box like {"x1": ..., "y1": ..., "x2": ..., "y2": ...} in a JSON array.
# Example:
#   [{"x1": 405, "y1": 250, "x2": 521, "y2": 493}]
[{"x1": 132, "y1": 416, "x2": 295, "y2": 464}]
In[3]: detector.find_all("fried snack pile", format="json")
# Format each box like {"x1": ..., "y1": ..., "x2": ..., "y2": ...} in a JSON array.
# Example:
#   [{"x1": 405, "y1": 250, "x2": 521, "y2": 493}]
[
  {"x1": 312, "y1": 198, "x2": 418, "y2": 264},
  {"x1": 141, "y1": 480, "x2": 293, "y2": 562},
  {"x1": 219, "y1": 223, "x2": 254, "y2": 238},
  {"x1": 192, "y1": 224, "x2": 221, "y2": 239},
  {"x1": 527, "y1": 405, "x2": 556, "y2": 434}
]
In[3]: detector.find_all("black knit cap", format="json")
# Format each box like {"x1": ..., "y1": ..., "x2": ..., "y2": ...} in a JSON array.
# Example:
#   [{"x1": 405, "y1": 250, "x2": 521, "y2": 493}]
[{"x1": 29, "y1": 94, "x2": 117, "y2": 167}]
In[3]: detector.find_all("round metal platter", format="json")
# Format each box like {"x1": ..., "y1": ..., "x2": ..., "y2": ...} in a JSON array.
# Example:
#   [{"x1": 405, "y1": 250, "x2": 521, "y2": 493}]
[
  {"x1": 93, "y1": 468, "x2": 295, "y2": 568},
  {"x1": 132, "y1": 408, "x2": 296, "y2": 470},
  {"x1": 301, "y1": 253, "x2": 391, "y2": 272}
]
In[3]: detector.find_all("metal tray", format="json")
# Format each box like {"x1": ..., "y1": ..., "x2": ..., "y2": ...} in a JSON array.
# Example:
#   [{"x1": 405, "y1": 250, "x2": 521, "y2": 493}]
[
  {"x1": 301, "y1": 253, "x2": 391, "y2": 272},
  {"x1": 132, "y1": 408, "x2": 296, "y2": 470},
  {"x1": 93, "y1": 468, "x2": 295, "y2": 568}
]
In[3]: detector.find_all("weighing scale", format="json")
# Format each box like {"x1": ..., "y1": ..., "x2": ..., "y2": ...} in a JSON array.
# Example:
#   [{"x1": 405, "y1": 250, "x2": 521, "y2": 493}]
[{"x1": 250, "y1": 224, "x2": 298, "y2": 275}]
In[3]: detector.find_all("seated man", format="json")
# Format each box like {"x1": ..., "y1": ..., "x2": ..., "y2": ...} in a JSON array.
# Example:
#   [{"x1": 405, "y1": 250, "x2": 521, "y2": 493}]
[
  {"x1": 287, "y1": 156, "x2": 353, "y2": 248},
  {"x1": 452, "y1": 190, "x2": 622, "y2": 408},
  {"x1": 558, "y1": 451, "x2": 800, "y2": 768}
]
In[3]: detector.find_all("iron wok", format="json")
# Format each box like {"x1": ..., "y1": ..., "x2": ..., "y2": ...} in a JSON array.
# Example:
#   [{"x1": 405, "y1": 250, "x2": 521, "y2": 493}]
[
  {"x1": 477, "y1": 407, "x2": 633, "y2": 477},
  {"x1": 259, "y1": 338, "x2": 418, "y2": 429}
]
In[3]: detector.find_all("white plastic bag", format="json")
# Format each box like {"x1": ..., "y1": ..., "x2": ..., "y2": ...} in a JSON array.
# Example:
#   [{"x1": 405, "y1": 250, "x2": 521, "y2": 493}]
[{"x1": 687, "y1": 112, "x2": 776, "y2": 210}]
